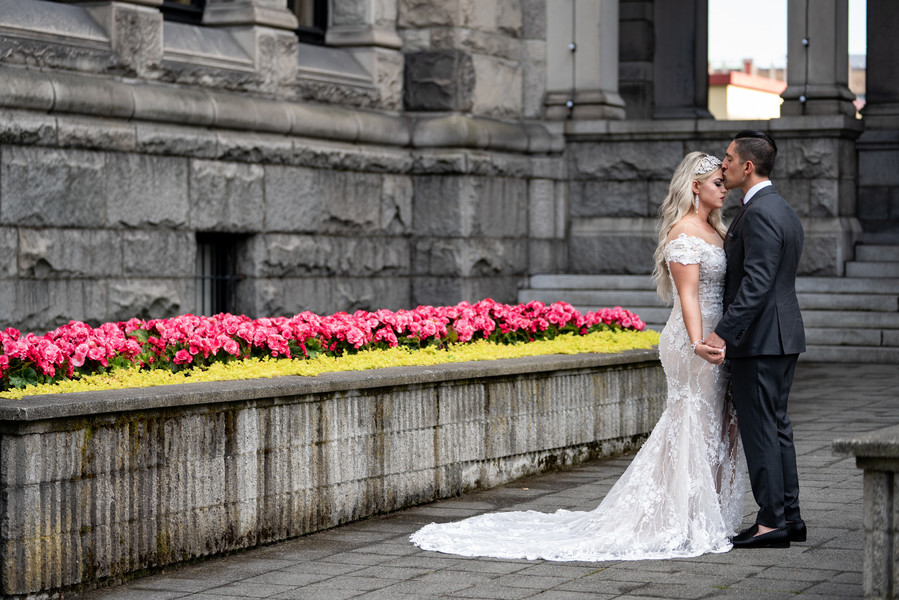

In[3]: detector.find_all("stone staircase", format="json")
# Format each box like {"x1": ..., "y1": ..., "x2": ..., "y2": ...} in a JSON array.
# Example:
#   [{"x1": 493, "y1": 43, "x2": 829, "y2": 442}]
[{"x1": 518, "y1": 244, "x2": 899, "y2": 363}]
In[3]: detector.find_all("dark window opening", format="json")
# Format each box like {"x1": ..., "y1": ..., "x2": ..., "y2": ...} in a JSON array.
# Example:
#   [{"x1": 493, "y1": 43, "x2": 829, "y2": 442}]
[
  {"x1": 161, "y1": 0, "x2": 205, "y2": 25},
  {"x1": 195, "y1": 233, "x2": 243, "y2": 316},
  {"x1": 288, "y1": 0, "x2": 328, "y2": 45}
]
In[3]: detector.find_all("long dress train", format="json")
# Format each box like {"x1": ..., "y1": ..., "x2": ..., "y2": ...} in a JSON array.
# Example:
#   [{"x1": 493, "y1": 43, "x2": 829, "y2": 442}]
[{"x1": 409, "y1": 234, "x2": 745, "y2": 561}]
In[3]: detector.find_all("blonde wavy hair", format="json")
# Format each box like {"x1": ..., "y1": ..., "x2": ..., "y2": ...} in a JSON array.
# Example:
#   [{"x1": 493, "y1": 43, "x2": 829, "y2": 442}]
[{"x1": 651, "y1": 152, "x2": 727, "y2": 302}]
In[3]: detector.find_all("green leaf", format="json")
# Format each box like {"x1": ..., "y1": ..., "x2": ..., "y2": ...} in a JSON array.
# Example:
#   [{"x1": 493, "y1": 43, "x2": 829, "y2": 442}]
[
  {"x1": 128, "y1": 329, "x2": 150, "y2": 343},
  {"x1": 9, "y1": 367, "x2": 39, "y2": 389}
]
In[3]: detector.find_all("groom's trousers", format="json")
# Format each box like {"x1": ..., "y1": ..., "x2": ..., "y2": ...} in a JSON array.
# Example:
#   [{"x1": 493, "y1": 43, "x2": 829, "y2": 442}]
[{"x1": 729, "y1": 354, "x2": 802, "y2": 529}]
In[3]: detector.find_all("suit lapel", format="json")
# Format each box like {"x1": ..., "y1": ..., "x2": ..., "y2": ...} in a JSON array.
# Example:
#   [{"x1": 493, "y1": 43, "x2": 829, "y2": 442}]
[
  {"x1": 725, "y1": 184, "x2": 777, "y2": 249},
  {"x1": 725, "y1": 205, "x2": 747, "y2": 254}
]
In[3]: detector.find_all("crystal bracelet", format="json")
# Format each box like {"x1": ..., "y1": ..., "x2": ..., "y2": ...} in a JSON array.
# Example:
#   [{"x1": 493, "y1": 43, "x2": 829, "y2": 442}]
[{"x1": 691, "y1": 340, "x2": 701, "y2": 353}]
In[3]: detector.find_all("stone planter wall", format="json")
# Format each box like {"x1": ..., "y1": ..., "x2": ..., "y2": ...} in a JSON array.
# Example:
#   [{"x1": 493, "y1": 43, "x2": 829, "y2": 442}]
[{"x1": 0, "y1": 350, "x2": 663, "y2": 598}]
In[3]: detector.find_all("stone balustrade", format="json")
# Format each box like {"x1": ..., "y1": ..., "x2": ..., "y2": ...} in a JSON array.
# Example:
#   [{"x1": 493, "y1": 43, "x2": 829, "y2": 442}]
[
  {"x1": 0, "y1": 350, "x2": 663, "y2": 597},
  {"x1": 833, "y1": 425, "x2": 899, "y2": 599}
]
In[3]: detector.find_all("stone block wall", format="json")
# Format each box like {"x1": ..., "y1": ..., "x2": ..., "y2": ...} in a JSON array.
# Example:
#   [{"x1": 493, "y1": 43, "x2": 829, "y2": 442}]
[
  {"x1": 0, "y1": 55, "x2": 567, "y2": 333},
  {"x1": 563, "y1": 116, "x2": 864, "y2": 276},
  {"x1": 0, "y1": 0, "x2": 568, "y2": 334},
  {"x1": 0, "y1": 0, "x2": 876, "y2": 334},
  {"x1": 857, "y1": 129, "x2": 899, "y2": 239},
  {"x1": 398, "y1": 0, "x2": 544, "y2": 119},
  {"x1": 0, "y1": 133, "x2": 564, "y2": 332},
  {"x1": 0, "y1": 350, "x2": 664, "y2": 597}
]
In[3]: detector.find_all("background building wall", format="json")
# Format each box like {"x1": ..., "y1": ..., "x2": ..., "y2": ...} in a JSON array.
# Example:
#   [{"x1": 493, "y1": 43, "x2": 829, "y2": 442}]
[
  {"x1": 708, "y1": 71, "x2": 786, "y2": 120},
  {"x1": 0, "y1": 0, "x2": 891, "y2": 334}
]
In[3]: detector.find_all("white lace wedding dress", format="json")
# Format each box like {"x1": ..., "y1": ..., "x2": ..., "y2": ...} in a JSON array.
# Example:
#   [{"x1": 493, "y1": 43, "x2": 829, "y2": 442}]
[{"x1": 410, "y1": 234, "x2": 745, "y2": 561}]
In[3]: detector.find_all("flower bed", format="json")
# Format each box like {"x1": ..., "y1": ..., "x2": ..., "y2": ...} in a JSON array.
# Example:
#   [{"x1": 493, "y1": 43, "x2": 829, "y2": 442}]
[{"x1": 0, "y1": 299, "x2": 645, "y2": 394}]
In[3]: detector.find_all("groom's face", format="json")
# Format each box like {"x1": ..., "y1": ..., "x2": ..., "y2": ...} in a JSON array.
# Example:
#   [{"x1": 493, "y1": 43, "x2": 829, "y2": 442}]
[{"x1": 721, "y1": 141, "x2": 745, "y2": 191}]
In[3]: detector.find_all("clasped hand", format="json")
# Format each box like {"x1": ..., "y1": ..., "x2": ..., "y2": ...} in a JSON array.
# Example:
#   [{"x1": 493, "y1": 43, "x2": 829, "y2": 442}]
[{"x1": 696, "y1": 332, "x2": 726, "y2": 365}]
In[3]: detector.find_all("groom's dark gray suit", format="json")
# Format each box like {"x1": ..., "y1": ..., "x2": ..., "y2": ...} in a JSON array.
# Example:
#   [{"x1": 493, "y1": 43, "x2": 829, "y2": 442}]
[{"x1": 714, "y1": 184, "x2": 805, "y2": 529}]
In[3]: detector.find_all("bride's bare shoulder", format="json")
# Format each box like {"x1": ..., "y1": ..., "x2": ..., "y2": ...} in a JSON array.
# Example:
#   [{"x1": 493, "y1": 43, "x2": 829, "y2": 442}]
[{"x1": 665, "y1": 219, "x2": 704, "y2": 243}]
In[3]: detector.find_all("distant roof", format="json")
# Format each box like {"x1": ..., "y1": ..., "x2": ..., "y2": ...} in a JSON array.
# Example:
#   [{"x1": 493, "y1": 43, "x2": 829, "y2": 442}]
[{"x1": 708, "y1": 71, "x2": 787, "y2": 94}]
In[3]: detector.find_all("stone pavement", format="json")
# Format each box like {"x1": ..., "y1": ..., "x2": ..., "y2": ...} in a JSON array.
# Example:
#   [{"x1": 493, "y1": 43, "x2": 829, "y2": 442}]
[{"x1": 81, "y1": 363, "x2": 899, "y2": 600}]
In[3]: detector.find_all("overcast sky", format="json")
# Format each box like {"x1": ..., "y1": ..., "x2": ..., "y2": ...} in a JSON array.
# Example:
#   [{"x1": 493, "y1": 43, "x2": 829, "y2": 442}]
[{"x1": 708, "y1": 0, "x2": 866, "y2": 68}]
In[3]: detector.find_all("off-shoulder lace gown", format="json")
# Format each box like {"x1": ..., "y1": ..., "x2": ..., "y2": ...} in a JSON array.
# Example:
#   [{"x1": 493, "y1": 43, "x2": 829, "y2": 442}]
[{"x1": 410, "y1": 234, "x2": 745, "y2": 561}]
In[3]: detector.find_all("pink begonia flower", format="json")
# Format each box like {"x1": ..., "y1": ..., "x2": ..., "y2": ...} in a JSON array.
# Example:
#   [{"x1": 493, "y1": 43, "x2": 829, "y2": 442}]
[
  {"x1": 123, "y1": 318, "x2": 145, "y2": 333},
  {"x1": 373, "y1": 328, "x2": 399, "y2": 347},
  {"x1": 4, "y1": 339, "x2": 27, "y2": 359},
  {"x1": 72, "y1": 343, "x2": 89, "y2": 368},
  {"x1": 266, "y1": 334, "x2": 290, "y2": 357},
  {"x1": 0, "y1": 299, "x2": 648, "y2": 391},
  {"x1": 345, "y1": 327, "x2": 366, "y2": 349},
  {"x1": 223, "y1": 339, "x2": 240, "y2": 356},
  {"x1": 222, "y1": 317, "x2": 241, "y2": 336},
  {"x1": 124, "y1": 339, "x2": 143, "y2": 358}
]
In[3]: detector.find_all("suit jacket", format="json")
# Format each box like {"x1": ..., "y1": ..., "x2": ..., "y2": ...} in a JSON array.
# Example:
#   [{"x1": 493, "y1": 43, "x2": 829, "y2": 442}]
[{"x1": 714, "y1": 185, "x2": 806, "y2": 357}]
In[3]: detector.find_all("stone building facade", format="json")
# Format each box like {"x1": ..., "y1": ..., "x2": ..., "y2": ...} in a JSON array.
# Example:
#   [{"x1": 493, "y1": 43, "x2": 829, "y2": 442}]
[{"x1": 0, "y1": 0, "x2": 895, "y2": 333}]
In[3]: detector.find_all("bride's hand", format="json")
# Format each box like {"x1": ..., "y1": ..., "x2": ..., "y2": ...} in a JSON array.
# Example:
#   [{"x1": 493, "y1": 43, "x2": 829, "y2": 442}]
[{"x1": 694, "y1": 342, "x2": 725, "y2": 365}]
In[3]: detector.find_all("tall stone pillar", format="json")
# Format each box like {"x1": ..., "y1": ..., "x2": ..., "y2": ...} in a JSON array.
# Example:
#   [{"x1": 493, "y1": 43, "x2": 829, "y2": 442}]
[
  {"x1": 781, "y1": 0, "x2": 856, "y2": 116},
  {"x1": 862, "y1": 0, "x2": 899, "y2": 127},
  {"x1": 545, "y1": 0, "x2": 625, "y2": 120},
  {"x1": 857, "y1": 0, "x2": 899, "y2": 239},
  {"x1": 326, "y1": 0, "x2": 404, "y2": 111},
  {"x1": 619, "y1": 0, "x2": 654, "y2": 119},
  {"x1": 58, "y1": 0, "x2": 164, "y2": 77},
  {"x1": 652, "y1": 0, "x2": 710, "y2": 119},
  {"x1": 202, "y1": 0, "x2": 299, "y2": 93}
]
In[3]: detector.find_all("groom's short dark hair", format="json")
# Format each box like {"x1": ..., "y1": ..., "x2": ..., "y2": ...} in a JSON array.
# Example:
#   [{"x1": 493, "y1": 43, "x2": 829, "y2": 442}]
[{"x1": 733, "y1": 129, "x2": 777, "y2": 177}]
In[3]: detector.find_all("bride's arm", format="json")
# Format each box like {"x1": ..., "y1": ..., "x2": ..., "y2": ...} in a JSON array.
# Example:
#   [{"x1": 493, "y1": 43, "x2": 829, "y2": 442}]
[{"x1": 669, "y1": 262, "x2": 725, "y2": 365}]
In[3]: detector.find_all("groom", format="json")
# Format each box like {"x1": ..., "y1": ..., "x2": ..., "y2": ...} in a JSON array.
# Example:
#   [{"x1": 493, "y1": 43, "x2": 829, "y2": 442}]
[{"x1": 703, "y1": 130, "x2": 806, "y2": 549}]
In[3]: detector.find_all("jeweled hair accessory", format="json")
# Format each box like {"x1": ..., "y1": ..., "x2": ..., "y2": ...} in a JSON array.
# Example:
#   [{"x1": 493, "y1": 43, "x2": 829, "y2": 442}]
[{"x1": 695, "y1": 154, "x2": 722, "y2": 175}]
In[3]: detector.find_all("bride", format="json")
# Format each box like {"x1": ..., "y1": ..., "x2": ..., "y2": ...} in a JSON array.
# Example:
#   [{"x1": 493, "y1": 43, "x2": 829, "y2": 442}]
[{"x1": 409, "y1": 152, "x2": 745, "y2": 561}]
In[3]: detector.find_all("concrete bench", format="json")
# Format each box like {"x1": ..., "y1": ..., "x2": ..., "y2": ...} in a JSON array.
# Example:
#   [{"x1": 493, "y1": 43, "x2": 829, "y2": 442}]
[{"x1": 834, "y1": 424, "x2": 899, "y2": 599}]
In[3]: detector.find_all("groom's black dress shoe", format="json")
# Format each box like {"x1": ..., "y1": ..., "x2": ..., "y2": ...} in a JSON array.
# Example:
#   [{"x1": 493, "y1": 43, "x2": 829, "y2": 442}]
[
  {"x1": 730, "y1": 525, "x2": 790, "y2": 549},
  {"x1": 787, "y1": 519, "x2": 807, "y2": 542},
  {"x1": 730, "y1": 525, "x2": 758, "y2": 543}
]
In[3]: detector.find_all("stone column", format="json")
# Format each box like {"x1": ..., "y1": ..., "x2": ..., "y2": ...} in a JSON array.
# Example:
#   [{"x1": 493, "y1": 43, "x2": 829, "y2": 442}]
[
  {"x1": 327, "y1": 0, "x2": 402, "y2": 48},
  {"x1": 326, "y1": 0, "x2": 404, "y2": 111},
  {"x1": 58, "y1": 0, "x2": 164, "y2": 77},
  {"x1": 781, "y1": 0, "x2": 856, "y2": 116},
  {"x1": 856, "y1": 0, "x2": 899, "y2": 239},
  {"x1": 863, "y1": 0, "x2": 899, "y2": 126},
  {"x1": 545, "y1": 0, "x2": 625, "y2": 120},
  {"x1": 619, "y1": 0, "x2": 654, "y2": 119},
  {"x1": 202, "y1": 0, "x2": 299, "y2": 93},
  {"x1": 203, "y1": 0, "x2": 298, "y2": 29},
  {"x1": 652, "y1": 0, "x2": 711, "y2": 119}
]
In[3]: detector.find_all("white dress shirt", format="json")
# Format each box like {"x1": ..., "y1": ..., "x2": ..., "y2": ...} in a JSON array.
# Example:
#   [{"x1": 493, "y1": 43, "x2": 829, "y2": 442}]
[{"x1": 742, "y1": 180, "x2": 772, "y2": 206}]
